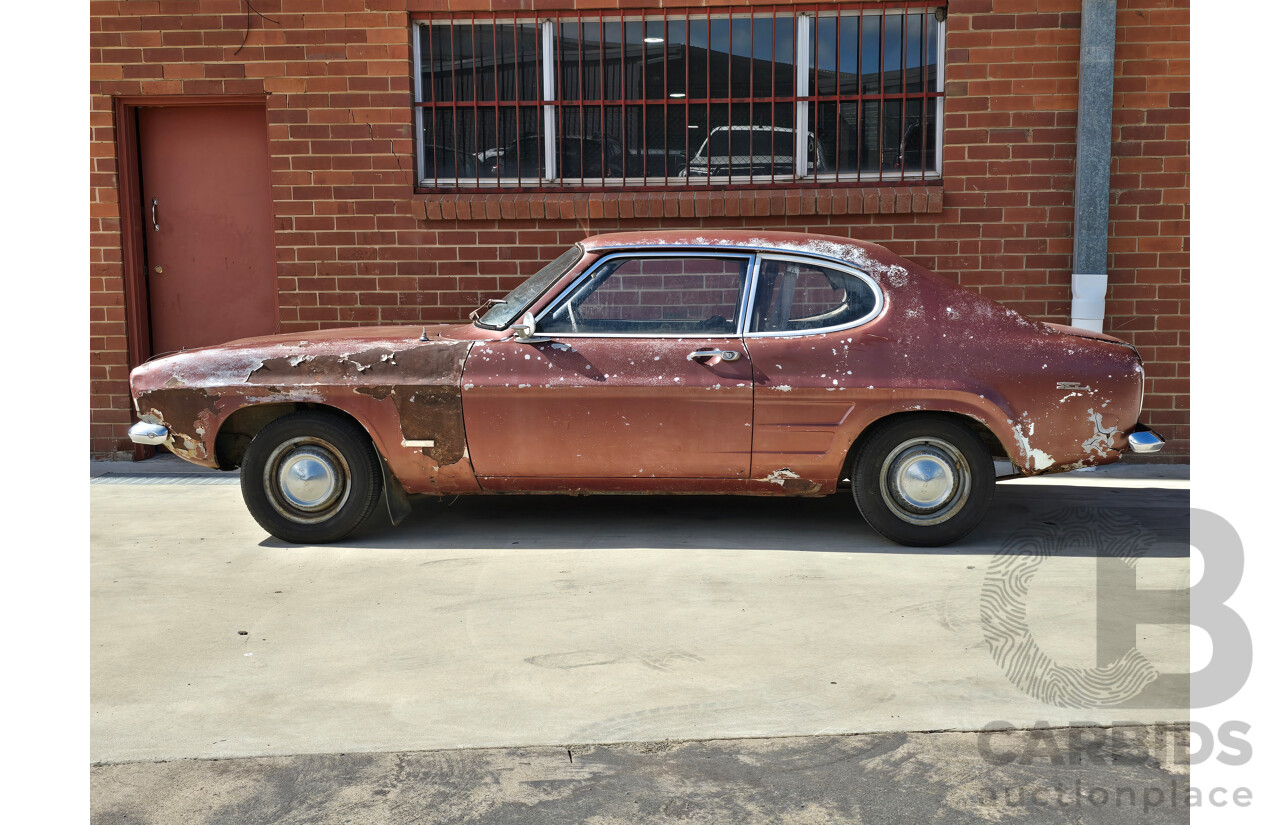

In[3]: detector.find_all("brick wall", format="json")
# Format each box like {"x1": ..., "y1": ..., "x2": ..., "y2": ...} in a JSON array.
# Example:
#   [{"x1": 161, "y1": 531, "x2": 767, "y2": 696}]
[{"x1": 90, "y1": 0, "x2": 1190, "y2": 459}]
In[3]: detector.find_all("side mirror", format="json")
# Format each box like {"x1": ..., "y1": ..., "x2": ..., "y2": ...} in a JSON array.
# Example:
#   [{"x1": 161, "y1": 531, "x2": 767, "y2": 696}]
[{"x1": 511, "y1": 311, "x2": 549, "y2": 343}]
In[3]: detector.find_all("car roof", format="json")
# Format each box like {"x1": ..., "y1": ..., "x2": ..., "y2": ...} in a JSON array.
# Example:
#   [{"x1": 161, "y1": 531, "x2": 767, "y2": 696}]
[{"x1": 579, "y1": 230, "x2": 889, "y2": 263}]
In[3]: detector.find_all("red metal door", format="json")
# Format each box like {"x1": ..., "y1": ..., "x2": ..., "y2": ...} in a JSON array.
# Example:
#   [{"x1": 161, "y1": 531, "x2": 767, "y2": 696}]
[
  {"x1": 137, "y1": 105, "x2": 278, "y2": 353},
  {"x1": 461, "y1": 338, "x2": 755, "y2": 479}
]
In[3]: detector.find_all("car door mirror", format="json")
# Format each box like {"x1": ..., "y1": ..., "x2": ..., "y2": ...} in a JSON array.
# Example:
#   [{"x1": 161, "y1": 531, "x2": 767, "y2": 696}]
[{"x1": 511, "y1": 311, "x2": 550, "y2": 343}]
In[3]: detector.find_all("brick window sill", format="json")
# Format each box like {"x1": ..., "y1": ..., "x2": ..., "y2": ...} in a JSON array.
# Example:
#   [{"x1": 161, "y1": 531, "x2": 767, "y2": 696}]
[{"x1": 411, "y1": 185, "x2": 943, "y2": 222}]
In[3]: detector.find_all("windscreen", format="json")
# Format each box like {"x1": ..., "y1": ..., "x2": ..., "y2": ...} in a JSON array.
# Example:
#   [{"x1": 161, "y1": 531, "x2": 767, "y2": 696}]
[{"x1": 475, "y1": 245, "x2": 584, "y2": 329}]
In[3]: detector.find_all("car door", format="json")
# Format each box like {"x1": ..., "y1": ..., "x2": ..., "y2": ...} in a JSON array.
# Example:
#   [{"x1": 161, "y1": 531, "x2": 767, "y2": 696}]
[
  {"x1": 743, "y1": 254, "x2": 885, "y2": 487},
  {"x1": 461, "y1": 252, "x2": 756, "y2": 481}
]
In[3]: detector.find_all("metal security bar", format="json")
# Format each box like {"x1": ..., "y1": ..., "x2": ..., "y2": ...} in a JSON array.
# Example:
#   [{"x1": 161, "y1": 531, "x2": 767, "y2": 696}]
[{"x1": 412, "y1": 3, "x2": 944, "y2": 191}]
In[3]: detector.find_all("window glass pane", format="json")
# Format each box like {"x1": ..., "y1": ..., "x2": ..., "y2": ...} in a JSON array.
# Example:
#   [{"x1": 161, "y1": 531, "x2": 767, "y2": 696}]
[
  {"x1": 751, "y1": 14, "x2": 773, "y2": 100},
  {"x1": 834, "y1": 102, "x2": 859, "y2": 174},
  {"x1": 684, "y1": 110, "x2": 706, "y2": 179},
  {"x1": 643, "y1": 104, "x2": 677, "y2": 177},
  {"x1": 838, "y1": 14, "x2": 859, "y2": 96},
  {"x1": 667, "y1": 18, "x2": 687, "y2": 98},
  {"x1": 896, "y1": 97, "x2": 923, "y2": 174},
  {"x1": 906, "y1": 12, "x2": 925, "y2": 94},
  {"x1": 884, "y1": 13, "x2": 904, "y2": 94},
  {"x1": 558, "y1": 21, "x2": 580, "y2": 101},
  {"x1": 581, "y1": 21, "x2": 602, "y2": 100},
  {"x1": 624, "y1": 20, "x2": 642, "y2": 100},
  {"x1": 541, "y1": 256, "x2": 749, "y2": 335},
  {"x1": 688, "y1": 18, "x2": 707, "y2": 99},
  {"x1": 860, "y1": 14, "x2": 880, "y2": 94},
  {"x1": 476, "y1": 23, "x2": 496, "y2": 101},
  {"x1": 881, "y1": 98, "x2": 902, "y2": 172},
  {"x1": 454, "y1": 24, "x2": 476, "y2": 102},
  {"x1": 860, "y1": 99, "x2": 880, "y2": 172},
  {"x1": 604, "y1": 20, "x2": 624, "y2": 100},
  {"x1": 645, "y1": 20, "x2": 665, "y2": 100},
  {"x1": 731, "y1": 15, "x2": 752, "y2": 98},
  {"x1": 709, "y1": 17, "x2": 731, "y2": 98},
  {"x1": 773, "y1": 15, "x2": 794, "y2": 97},
  {"x1": 422, "y1": 108, "x2": 479, "y2": 183},
  {"x1": 428, "y1": 25, "x2": 453, "y2": 102},
  {"x1": 751, "y1": 260, "x2": 878, "y2": 333},
  {"x1": 815, "y1": 15, "x2": 837, "y2": 97}
]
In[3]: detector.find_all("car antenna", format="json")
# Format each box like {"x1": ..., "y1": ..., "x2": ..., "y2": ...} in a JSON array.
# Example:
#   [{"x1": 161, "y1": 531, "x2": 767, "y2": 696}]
[{"x1": 419, "y1": 326, "x2": 429, "y2": 342}]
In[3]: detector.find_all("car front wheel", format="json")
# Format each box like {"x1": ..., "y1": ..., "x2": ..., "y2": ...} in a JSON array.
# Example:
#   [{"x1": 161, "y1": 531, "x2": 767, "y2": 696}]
[
  {"x1": 240, "y1": 411, "x2": 383, "y2": 544},
  {"x1": 851, "y1": 415, "x2": 995, "y2": 547}
]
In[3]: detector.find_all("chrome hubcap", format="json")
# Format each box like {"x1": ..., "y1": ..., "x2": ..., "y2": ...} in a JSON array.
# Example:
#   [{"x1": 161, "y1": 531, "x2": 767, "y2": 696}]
[
  {"x1": 893, "y1": 451, "x2": 955, "y2": 510},
  {"x1": 263, "y1": 437, "x2": 351, "y2": 524},
  {"x1": 879, "y1": 438, "x2": 971, "y2": 526},
  {"x1": 278, "y1": 450, "x2": 340, "y2": 510}
]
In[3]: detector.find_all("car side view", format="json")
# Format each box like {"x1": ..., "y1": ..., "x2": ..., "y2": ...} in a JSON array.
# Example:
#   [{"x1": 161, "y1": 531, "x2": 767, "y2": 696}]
[{"x1": 128, "y1": 230, "x2": 1163, "y2": 546}]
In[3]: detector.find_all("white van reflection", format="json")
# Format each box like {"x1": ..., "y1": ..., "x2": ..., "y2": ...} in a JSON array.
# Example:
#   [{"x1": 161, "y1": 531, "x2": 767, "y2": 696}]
[{"x1": 680, "y1": 126, "x2": 832, "y2": 178}]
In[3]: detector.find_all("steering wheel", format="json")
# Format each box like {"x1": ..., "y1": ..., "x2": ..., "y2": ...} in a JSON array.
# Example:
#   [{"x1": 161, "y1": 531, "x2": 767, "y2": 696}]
[
  {"x1": 696, "y1": 314, "x2": 731, "y2": 333},
  {"x1": 566, "y1": 300, "x2": 580, "y2": 333}
]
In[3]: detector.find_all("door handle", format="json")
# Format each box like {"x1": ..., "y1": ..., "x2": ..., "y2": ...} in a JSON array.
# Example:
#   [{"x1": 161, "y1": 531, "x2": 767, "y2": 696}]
[
  {"x1": 687, "y1": 348, "x2": 740, "y2": 366},
  {"x1": 151, "y1": 198, "x2": 159, "y2": 232}
]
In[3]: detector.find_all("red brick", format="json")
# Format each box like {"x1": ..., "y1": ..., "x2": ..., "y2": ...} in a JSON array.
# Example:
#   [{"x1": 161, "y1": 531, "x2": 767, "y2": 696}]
[{"x1": 87, "y1": 0, "x2": 1190, "y2": 459}]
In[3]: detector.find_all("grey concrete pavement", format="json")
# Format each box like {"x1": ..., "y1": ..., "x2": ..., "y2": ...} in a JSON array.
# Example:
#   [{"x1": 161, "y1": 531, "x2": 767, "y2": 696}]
[
  {"x1": 92, "y1": 467, "x2": 1190, "y2": 765},
  {"x1": 91, "y1": 726, "x2": 1192, "y2": 825}
]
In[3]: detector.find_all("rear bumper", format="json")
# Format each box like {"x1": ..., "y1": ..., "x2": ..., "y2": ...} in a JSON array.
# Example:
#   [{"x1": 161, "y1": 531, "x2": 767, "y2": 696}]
[
  {"x1": 1127, "y1": 423, "x2": 1165, "y2": 454},
  {"x1": 128, "y1": 421, "x2": 170, "y2": 446}
]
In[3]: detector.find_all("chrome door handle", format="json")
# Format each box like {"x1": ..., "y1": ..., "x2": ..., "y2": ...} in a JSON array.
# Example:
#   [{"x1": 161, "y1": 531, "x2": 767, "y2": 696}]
[
  {"x1": 687, "y1": 348, "x2": 740, "y2": 365},
  {"x1": 151, "y1": 198, "x2": 160, "y2": 232}
]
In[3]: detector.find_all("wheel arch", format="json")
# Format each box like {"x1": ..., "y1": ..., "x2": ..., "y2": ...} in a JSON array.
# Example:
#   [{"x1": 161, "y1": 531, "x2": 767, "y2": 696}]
[
  {"x1": 215, "y1": 402, "x2": 380, "y2": 470},
  {"x1": 841, "y1": 409, "x2": 1012, "y2": 481}
]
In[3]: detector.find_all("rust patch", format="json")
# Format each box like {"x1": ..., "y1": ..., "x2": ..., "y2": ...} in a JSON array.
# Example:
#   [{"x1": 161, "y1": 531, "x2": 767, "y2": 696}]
[
  {"x1": 391, "y1": 386, "x2": 466, "y2": 466},
  {"x1": 354, "y1": 385, "x2": 394, "y2": 401},
  {"x1": 135, "y1": 387, "x2": 222, "y2": 461}
]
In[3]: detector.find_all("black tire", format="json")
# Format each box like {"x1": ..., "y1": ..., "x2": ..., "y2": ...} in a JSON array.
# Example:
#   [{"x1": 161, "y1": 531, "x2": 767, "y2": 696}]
[
  {"x1": 240, "y1": 411, "x2": 383, "y2": 544},
  {"x1": 851, "y1": 415, "x2": 995, "y2": 547}
]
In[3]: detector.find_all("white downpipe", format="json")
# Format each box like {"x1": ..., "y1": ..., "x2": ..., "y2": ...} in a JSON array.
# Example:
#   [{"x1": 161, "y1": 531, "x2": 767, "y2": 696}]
[{"x1": 1071, "y1": 272, "x2": 1108, "y2": 332}]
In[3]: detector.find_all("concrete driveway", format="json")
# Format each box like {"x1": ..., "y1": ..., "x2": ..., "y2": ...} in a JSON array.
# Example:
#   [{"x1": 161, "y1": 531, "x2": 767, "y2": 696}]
[{"x1": 91, "y1": 464, "x2": 1190, "y2": 767}]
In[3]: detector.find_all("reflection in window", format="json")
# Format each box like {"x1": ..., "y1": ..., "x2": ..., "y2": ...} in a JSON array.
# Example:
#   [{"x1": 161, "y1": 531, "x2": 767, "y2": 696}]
[
  {"x1": 540, "y1": 256, "x2": 749, "y2": 335},
  {"x1": 415, "y1": 6, "x2": 942, "y2": 187}
]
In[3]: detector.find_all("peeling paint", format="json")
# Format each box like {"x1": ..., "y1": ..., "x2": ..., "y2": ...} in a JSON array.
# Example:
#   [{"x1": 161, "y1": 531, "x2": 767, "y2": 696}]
[
  {"x1": 1011, "y1": 421, "x2": 1055, "y2": 473},
  {"x1": 1081, "y1": 408, "x2": 1119, "y2": 456},
  {"x1": 757, "y1": 468, "x2": 823, "y2": 495}
]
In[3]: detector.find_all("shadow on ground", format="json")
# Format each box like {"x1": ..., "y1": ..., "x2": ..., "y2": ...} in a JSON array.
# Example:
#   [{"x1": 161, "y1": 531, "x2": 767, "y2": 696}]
[{"x1": 259, "y1": 482, "x2": 1190, "y2": 558}]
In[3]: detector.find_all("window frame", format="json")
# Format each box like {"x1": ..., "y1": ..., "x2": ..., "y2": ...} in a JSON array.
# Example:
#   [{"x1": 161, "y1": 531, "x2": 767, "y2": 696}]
[
  {"x1": 412, "y1": 4, "x2": 945, "y2": 192},
  {"x1": 534, "y1": 251, "x2": 757, "y2": 339},
  {"x1": 744, "y1": 253, "x2": 885, "y2": 337}
]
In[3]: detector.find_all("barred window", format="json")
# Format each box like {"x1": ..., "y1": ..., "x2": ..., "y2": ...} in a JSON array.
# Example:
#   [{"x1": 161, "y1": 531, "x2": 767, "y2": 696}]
[{"x1": 413, "y1": 4, "x2": 944, "y2": 190}]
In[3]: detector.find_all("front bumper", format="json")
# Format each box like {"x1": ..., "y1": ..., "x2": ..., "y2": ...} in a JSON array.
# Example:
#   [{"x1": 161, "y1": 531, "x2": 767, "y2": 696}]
[
  {"x1": 128, "y1": 421, "x2": 169, "y2": 446},
  {"x1": 1127, "y1": 423, "x2": 1165, "y2": 454}
]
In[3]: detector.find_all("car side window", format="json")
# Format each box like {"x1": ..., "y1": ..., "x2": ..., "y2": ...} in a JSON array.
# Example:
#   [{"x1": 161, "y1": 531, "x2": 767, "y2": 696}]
[
  {"x1": 750, "y1": 259, "x2": 877, "y2": 333},
  {"x1": 540, "y1": 255, "x2": 749, "y2": 336}
]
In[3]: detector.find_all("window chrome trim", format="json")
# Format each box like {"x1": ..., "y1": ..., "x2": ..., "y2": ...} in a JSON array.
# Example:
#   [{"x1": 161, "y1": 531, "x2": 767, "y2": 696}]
[
  {"x1": 532, "y1": 251, "x2": 757, "y2": 339},
  {"x1": 743, "y1": 252, "x2": 885, "y2": 338}
]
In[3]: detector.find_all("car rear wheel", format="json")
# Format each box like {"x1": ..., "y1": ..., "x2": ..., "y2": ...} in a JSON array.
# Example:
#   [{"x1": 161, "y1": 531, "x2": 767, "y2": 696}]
[
  {"x1": 851, "y1": 415, "x2": 995, "y2": 547},
  {"x1": 240, "y1": 411, "x2": 383, "y2": 544}
]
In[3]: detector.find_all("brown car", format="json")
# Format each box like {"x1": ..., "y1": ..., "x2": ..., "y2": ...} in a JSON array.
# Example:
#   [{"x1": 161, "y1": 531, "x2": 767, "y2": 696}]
[{"x1": 128, "y1": 230, "x2": 1163, "y2": 546}]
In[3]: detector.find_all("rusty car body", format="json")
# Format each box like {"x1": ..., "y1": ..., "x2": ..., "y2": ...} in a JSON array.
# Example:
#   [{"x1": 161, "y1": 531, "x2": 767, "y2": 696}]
[{"x1": 128, "y1": 230, "x2": 1163, "y2": 546}]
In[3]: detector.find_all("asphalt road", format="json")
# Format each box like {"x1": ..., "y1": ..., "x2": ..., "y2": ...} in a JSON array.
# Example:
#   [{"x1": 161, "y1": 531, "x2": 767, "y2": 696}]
[{"x1": 91, "y1": 462, "x2": 1190, "y2": 822}]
